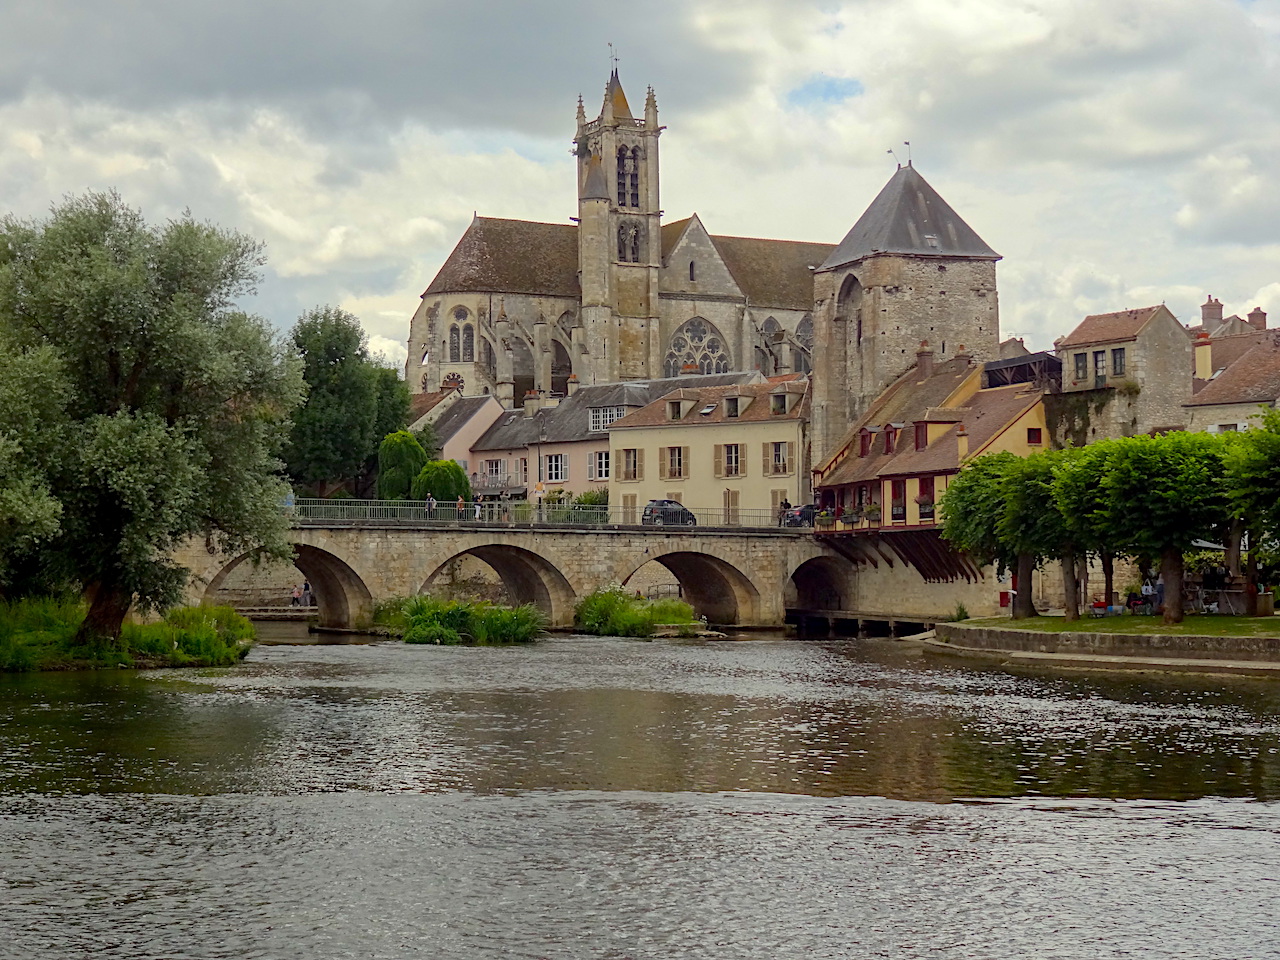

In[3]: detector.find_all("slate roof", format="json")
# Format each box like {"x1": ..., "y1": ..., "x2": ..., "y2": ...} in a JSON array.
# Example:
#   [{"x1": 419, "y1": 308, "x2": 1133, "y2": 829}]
[
  {"x1": 606, "y1": 69, "x2": 632, "y2": 119},
  {"x1": 820, "y1": 165, "x2": 999, "y2": 271},
  {"x1": 710, "y1": 235, "x2": 833, "y2": 310},
  {"x1": 581, "y1": 154, "x2": 609, "y2": 200},
  {"x1": 423, "y1": 217, "x2": 580, "y2": 298},
  {"x1": 432, "y1": 396, "x2": 496, "y2": 445},
  {"x1": 608, "y1": 379, "x2": 810, "y2": 429},
  {"x1": 471, "y1": 372, "x2": 763, "y2": 452},
  {"x1": 1058, "y1": 305, "x2": 1168, "y2": 349},
  {"x1": 1186, "y1": 333, "x2": 1280, "y2": 407}
]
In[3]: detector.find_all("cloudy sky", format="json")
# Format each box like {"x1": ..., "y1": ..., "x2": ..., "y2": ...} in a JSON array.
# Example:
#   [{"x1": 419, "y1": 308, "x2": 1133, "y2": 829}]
[{"x1": 2, "y1": 0, "x2": 1277, "y2": 368}]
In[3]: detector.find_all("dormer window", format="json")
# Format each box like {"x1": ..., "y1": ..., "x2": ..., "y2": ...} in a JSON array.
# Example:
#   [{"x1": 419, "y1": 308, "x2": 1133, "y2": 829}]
[
  {"x1": 725, "y1": 397, "x2": 739, "y2": 418},
  {"x1": 699, "y1": 403, "x2": 717, "y2": 415},
  {"x1": 859, "y1": 431, "x2": 871, "y2": 457},
  {"x1": 667, "y1": 400, "x2": 682, "y2": 421},
  {"x1": 915, "y1": 423, "x2": 927, "y2": 450},
  {"x1": 884, "y1": 428, "x2": 897, "y2": 454},
  {"x1": 771, "y1": 394, "x2": 786, "y2": 415}
]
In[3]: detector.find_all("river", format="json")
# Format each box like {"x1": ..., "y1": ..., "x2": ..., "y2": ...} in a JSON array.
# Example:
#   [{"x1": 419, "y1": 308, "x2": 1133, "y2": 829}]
[{"x1": 2, "y1": 626, "x2": 1279, "y2": 958}]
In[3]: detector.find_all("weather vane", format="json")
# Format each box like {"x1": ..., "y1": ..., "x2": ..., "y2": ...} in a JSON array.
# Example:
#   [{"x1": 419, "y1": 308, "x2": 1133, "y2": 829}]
[{"x1": 609, "y1": 41, "x2": 619, "y2": 71}]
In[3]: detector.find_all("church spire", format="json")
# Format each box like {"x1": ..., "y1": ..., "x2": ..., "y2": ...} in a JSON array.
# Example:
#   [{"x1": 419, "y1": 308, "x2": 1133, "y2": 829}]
[{"x1": 603, "y1": 69, "x2": 632, "y2": 121}]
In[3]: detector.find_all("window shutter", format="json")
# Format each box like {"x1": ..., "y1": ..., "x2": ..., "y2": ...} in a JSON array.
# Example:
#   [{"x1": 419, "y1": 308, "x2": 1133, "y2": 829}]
[
  {"x1": 739, "y1": 444, "x2": 747, "y2": 477},
  {"x1": 637, "y1": 447, "x2": 644, "y2": 480},
  {"x1": 614, "y1": 449, "x2": 622, "y2": 479},
  {"x1": 786, "y1": 441, "x2": 795, "y2": 474},
  {"x1": 763, "y1": 443, "x2": 772, "y2": 475},
  {"x1": 714, "y1": 445, "x2": 723, "y2": 478},
  {"x1": 587, "y1": 456, "x2": 595, "y2": 481},
  {"x1": 563, "y1": 457, "x2": 570, "y2": 482},
  {"x1": 682, "y1": 447, "x2": 690, "y2": 479},
  {"x1": 658, "y1": 448, "x2": 668, "y2": 480}
]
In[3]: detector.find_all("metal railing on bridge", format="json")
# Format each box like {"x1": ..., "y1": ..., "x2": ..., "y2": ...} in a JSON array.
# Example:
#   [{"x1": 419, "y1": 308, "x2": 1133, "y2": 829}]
[{"x1": 289, "y1": 498, "x2": 804, "y2": 531}]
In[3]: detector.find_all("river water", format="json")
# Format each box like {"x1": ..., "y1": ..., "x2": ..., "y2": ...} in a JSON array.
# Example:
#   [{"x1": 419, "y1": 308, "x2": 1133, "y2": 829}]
[{"x1": 2, "y1": 627, "x2": 1279, "y2": 959}]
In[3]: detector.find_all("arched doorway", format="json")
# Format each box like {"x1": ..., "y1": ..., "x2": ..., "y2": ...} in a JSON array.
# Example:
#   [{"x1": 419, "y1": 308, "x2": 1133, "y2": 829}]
[
  {"x1": 621, "y1": 551, "x2": 761, "y2": 625},
  {"x1": 202, "y1": 544, "x2": 375, "y2": 630},
  {"x1": 421, "y1": 545, "x2": 576, "y2": 627}
]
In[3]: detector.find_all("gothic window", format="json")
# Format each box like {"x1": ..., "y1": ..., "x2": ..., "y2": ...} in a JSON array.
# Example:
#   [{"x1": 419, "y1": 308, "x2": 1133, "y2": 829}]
[
  {"x1": 617, "y1": 221, "x2": 643, "y2": 263},
  {"x1": 616, "y1": 146, "x2": 630, "y2": 207},
  {"x1": 482, "y1": 338, "x2": 496, "y2": 379},
  {"x1": 689, "y1": 261, "x2": 696, "y2": 282},
  {"x1": 462, "y1": 324, "x2": 475, "y2": 362},
  {"x1": 793, "y1": 315, "x2": 813, "y2": 374},
  {"x1": 796, "y1": 314, "x2": 813, "y2": 350},
  {"x1": 762, "y1": 317, "x2": 781, "y2": 342},
  {"x1": 664, "y1": 317, "x2": 732, "y2": 377},
  {"x1": 629, "y1": 146, "x2": 641, "y2": 207},
  {"x1": 448, "y1": 325, "x2": 460, "y2": 362}
]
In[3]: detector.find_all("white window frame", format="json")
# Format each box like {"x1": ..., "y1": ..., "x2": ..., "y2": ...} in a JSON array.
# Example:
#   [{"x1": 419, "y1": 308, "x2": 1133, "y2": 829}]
[
  {"x1": 724, "y1": 443, "x2": 741, "y2": 477},
  {"x1": 591, "y1": 450, "x2": 610, "y2": 480},
  {"x1": 545, "y1": 453, "x2": 567, "y2": 482},
  {"x1": 589, "y1": 406, "x2": 628, "y2": 432}
]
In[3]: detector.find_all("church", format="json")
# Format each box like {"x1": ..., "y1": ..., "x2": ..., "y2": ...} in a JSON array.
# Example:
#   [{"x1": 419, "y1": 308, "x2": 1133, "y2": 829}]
[{"x1": 406, "y1": 69, "x2": 1002, "y2": 463}]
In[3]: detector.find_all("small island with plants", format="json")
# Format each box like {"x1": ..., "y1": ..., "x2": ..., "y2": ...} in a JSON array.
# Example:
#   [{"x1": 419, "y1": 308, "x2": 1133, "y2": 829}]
[
  {"x1": 573, "y1": 586, "x2": 710, "y2": 638},
  {"x1": 374, "y1": 595, "x2": 546, "y2": 645}
]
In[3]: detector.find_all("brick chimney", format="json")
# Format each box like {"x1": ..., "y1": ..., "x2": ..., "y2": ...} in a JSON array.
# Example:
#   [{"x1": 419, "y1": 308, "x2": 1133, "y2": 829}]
[
  {"x1": 956, "y1": 423, "x2": 969, "y2": 461},
  {"x1": 1194, "y1": 331, "x2": 1213, "y2": 381},
  {"x1": 1248, "y1": 306, "x2": 1268, "y2": 331},
  {"x1": 523, "y1": 389, "x2": 540, "y2": 416},
  {"x1": 680, "y1": 362, "x2": 700, "y2": 377},
  {"x1": 916, "y1": 340, "x2": 935, "y2": 379},
  {"x1": 1202, "y1": 295, "x2": 1223, "y2": 325}
]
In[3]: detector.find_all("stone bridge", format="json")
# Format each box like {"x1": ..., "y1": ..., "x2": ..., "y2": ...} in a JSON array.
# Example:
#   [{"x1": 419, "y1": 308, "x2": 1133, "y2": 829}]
[{"x1": 173, "y1": 522, "x2": 852, "y2": 630}]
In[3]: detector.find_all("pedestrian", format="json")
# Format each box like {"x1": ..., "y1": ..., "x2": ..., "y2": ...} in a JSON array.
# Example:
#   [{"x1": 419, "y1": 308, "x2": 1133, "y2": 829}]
[
  {"x1": 778, "y1": 498, "x2": 791, "y2": 526},
  {"x1": 474, "y1": 497, "x2": 482, "y2": 521},
  {"x1": 456, "y1": 495, "x2": 464, "y2": 518},
  {"x1": 302, "y1": 581, "x2": 312, "y2": 607},
  {"x1": 291, "y1": 584, "x2": 302, "y2": 607},
  {"x1": 1156, "y1": 574, "x2": 1165, "y2": 611},
  {"x1": 500, "y1": 489, "x2": 510, "y2": 522},
  {"x1": 425, "y1": 493, "x2": 436, "y2": 519}
]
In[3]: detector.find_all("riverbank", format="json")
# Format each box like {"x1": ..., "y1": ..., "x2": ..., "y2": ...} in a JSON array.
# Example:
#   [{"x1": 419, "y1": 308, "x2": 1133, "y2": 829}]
[
  {"x1": 926, "y1": 616, "x2": 1280, "y2": 677},
  {"x1": 0, "y1": 599, "x2": 254, "y2": 672}
]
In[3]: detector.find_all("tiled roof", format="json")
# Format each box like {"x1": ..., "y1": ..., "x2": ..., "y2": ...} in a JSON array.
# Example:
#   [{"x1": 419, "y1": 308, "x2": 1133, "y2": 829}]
[
  {"x1": 661, "y1": 217, "x2": 693, "y2": 258},
  {"x1": 408, "y1": 389, "x2": 454, "y2": 424},
  {"x1": 1208, "y1": 330, "x2": 1268, "y2": 376},
  {"x1": 470, "y1": 372, "x2": 763, "y2": 451},
  {"x1": 815, "y1": 357, "x2": 975, "y2": 475},
  {"x1": 609, "y1": 379, "x2": 810, "y2": 429},
  {"x1": 818, "y1": 378, "x2": 1039, "y2": 487},
  {"x1": 710, "y1": 234, "x2": 833, "y2": 310},
  {"x1": 424, "y1": 217, "x2": 580, "y2": 298},
  {"x1": 1186, "y1": 333, "x2": 1280, "y2": 407},
  {"x1": 1058, "y1": 305, "x2": 1166, "y2": 348},
  {"x1": 820, "y1": 165, "x2": 999, "y2": 271}
]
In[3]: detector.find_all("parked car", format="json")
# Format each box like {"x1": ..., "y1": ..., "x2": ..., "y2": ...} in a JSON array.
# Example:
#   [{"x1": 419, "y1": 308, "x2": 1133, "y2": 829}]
[
  {"x1": 783, "y1": 503, "x2": 817, "y2": 527},
  {"x1": 641, "y1": 499, "x2": 697, "y2": 526}
]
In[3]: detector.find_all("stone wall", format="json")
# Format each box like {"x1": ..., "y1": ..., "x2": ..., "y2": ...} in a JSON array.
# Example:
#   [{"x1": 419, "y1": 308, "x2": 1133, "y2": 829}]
[{"x1": 936, "y1": 622, "x2": 1280, "y2": 662}]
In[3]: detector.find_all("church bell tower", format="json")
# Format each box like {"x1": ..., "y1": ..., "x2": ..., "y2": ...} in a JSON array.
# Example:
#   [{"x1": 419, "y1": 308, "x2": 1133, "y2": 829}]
[{"x1": 574, "y1": 71, "x2": 664, "y2": 383}]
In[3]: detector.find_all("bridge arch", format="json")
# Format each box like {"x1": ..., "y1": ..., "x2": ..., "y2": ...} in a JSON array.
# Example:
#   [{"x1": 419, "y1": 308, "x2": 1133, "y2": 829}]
[
  {"x1": 787, "y1": 556, "x2": 850, "y2": 612},
  {"x1": 421, "y1": 545, "x2": 576, "y2": 627},
  {"x1": 201, "y1": 544, "x2": 374, "y2": 630},
  {"x1": 618, "y1": 550, "x2": 761, "y2": 626}
]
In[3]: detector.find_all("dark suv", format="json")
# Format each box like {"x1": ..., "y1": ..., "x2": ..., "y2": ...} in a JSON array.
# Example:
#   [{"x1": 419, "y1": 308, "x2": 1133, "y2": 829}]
[
  {"x1": 783, "y1": 503, "x2": 816, "y2": 527},
  {"x1": 641, "y1": 499, "x2": 697, "y2": 526}
]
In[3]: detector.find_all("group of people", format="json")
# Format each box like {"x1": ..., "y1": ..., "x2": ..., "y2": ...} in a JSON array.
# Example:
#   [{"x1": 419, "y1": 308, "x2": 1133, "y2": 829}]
[
  {"x1": 422, "y1": 493, "x2": 512, "y2": 522},
  {"x1": 290, "y1": 581, "x2": 314, "y2": 607}
]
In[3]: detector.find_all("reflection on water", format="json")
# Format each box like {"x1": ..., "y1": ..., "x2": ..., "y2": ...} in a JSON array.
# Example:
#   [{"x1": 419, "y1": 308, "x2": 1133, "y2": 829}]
[{"x1": 2, "y1": 632, "x2": 1279, "y2": 958}]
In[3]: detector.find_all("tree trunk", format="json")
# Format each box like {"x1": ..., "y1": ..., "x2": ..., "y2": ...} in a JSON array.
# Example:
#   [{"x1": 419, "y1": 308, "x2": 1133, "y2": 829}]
[
  {"x1": 74, "y1": 581, "x2": 133, "y2": 646},
  {"x1": 1101, "y1": 550, "x2": 1115, "y2": 608},
  {"x1": 1161, "y1": 547, "x2": 1185, "y2": 625},
  {"x1": 1225, "y1": 518, "x2": 1245, "y2": 577},
  {"x1": 1246, "y1": 531, "x2": 1259, "y2": 617},
  {"x1": 1061, "y1": 549, "x2": 1080, "y2": 620},
  {"x1": 1012, "y1": 553, "x2": 1038, "y2": 619}
]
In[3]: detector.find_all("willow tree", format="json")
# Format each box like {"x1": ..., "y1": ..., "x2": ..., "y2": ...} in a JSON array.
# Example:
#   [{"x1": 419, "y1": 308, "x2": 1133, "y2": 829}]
[
  {"x1": 0, "y1": 192, "x2": 304, "y2": 642},
  {"x1": 377, "y1": 431, "x2": 428, "y2": 500}
]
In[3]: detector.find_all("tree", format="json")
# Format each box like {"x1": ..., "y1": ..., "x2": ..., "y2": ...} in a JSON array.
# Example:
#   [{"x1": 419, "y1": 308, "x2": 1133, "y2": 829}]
[
  {"x1": 412, "y1": 422, "x2": 441, "y2": 461},
  {"x1": 377, "y1": 431, "x2": 428, "y2": 500},
  {"x1": 996, "y1": 452, "x2": 1079, "y2": 619},
  {"x1": 1100, "y1": 432, "x2": 1230, "y2": 624},
  {"x1": 1051, "y1": 443, "x2": 1114, "y2": 620},
  {"x1": 940, "y1": 452, "x2": 1023, "y2": 606},
  {"x1": 286, "y1": 307, "x2": 407, "y2": 497},
  {"x1": 0, "y1": 337, "x2": 68, "y2": 587},
  {"x1": 1224, "y1": 411, "x2": 1280, "y2": 613},
  {"x1": 0, "y1": 191, "x2": 304, "y2": 642},
  {"x1": 411, "y1": 461, "x2": 472, "y2": 503}
]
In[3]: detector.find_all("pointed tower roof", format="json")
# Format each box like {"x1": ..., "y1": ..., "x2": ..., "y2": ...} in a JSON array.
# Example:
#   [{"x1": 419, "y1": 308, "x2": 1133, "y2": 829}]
[
  {"x1": 581, "y1": 153, "x2": 609, "y2": 200},
  {"x1": 820, "y1": 165, "x2": 998, "y2": 271},
  {"x1": 607, "y1": 69, "x2": 633, "y2": 120}
]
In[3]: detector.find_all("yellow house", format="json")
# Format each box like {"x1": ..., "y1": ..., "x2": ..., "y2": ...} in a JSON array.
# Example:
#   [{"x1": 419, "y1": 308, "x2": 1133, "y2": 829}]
[
  {"x1": 813, "y1": 344, "x2": 1049, "y2": 576},
  {"x1": 607, "y1": 378, "x2": 810, "y2": 524}
]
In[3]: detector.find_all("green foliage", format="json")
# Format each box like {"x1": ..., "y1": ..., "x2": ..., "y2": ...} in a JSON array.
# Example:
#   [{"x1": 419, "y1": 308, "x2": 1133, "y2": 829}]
[
  {"x1": 1226, "y1": 409, "x2": 1280, "y2": 542},
  {"x1": 0, "y1": 598, "x2": 254, "y2": 672},
  {"x1": 0, "y1": 191, "x2": 304, "y2": 641},
  {"x1": 286, "y1": 306, "x2": 407, "y2": 495},
  {"x1": 951, "y1": 603, "x2": 970, "y2": 622},
  {"x1": 573, "y1": 587, "x2": 697, "y2": 637},
  {"x1": 412, "y1": 422, "x2": 441, "y2": 461},
  {"x1": 411, "y1": 460, "x2": 473, "y2": 502},
  {"x1": 998, "y1": 451, "x2": 1073, "y2": 564},
  {"x1": 377, "y1": 431, "x2": 428, "y2": 500},
  {"x1": 379, "y1": 594, "x2": 545, "y2": 645},
  {"x1": 574, "y1": 488, "x2": 609, "y2": 506},
  {"x1": 940, "y1": 452, "x2": 1020, "y2": 572}
]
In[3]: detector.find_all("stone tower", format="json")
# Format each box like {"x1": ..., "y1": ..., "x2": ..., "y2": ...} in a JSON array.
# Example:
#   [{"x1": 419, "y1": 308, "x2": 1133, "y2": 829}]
[
  {"x1": 811, "y1": 164, "x2": 1001, "y2": 461},
  {"x1": 574, "y1": 71, "x2": 664, "y2": 384}
]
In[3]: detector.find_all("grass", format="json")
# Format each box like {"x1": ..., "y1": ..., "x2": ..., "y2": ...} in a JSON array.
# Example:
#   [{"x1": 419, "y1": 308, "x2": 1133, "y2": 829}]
[
  {"x1": 967, "y1": 614, "x2": 1280, "y2": 638},
  {"x1": 375, "y1": 595, "x2": 546, "y2": 645},
  {"x1": 0, "y1": 596, "x2": 255, "y2": 672},
  {"x1": 574, "y1": 587, "x2": 699, "y2": 638}
]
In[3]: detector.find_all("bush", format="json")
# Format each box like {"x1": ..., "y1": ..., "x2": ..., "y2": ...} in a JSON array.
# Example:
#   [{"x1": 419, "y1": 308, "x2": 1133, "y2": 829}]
[
  {"x1": 383, "y1": 594, "x2": 545, "y2": 645},
  {"x1": 377, "y1": 431, "x2": 428, "y2": 500},
  {"x1": 411, "y1": 460, "x2": 472, "y2": 503},
  {"x1": 573, "y1": 587, "x2": 697, "y2": 637}
]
